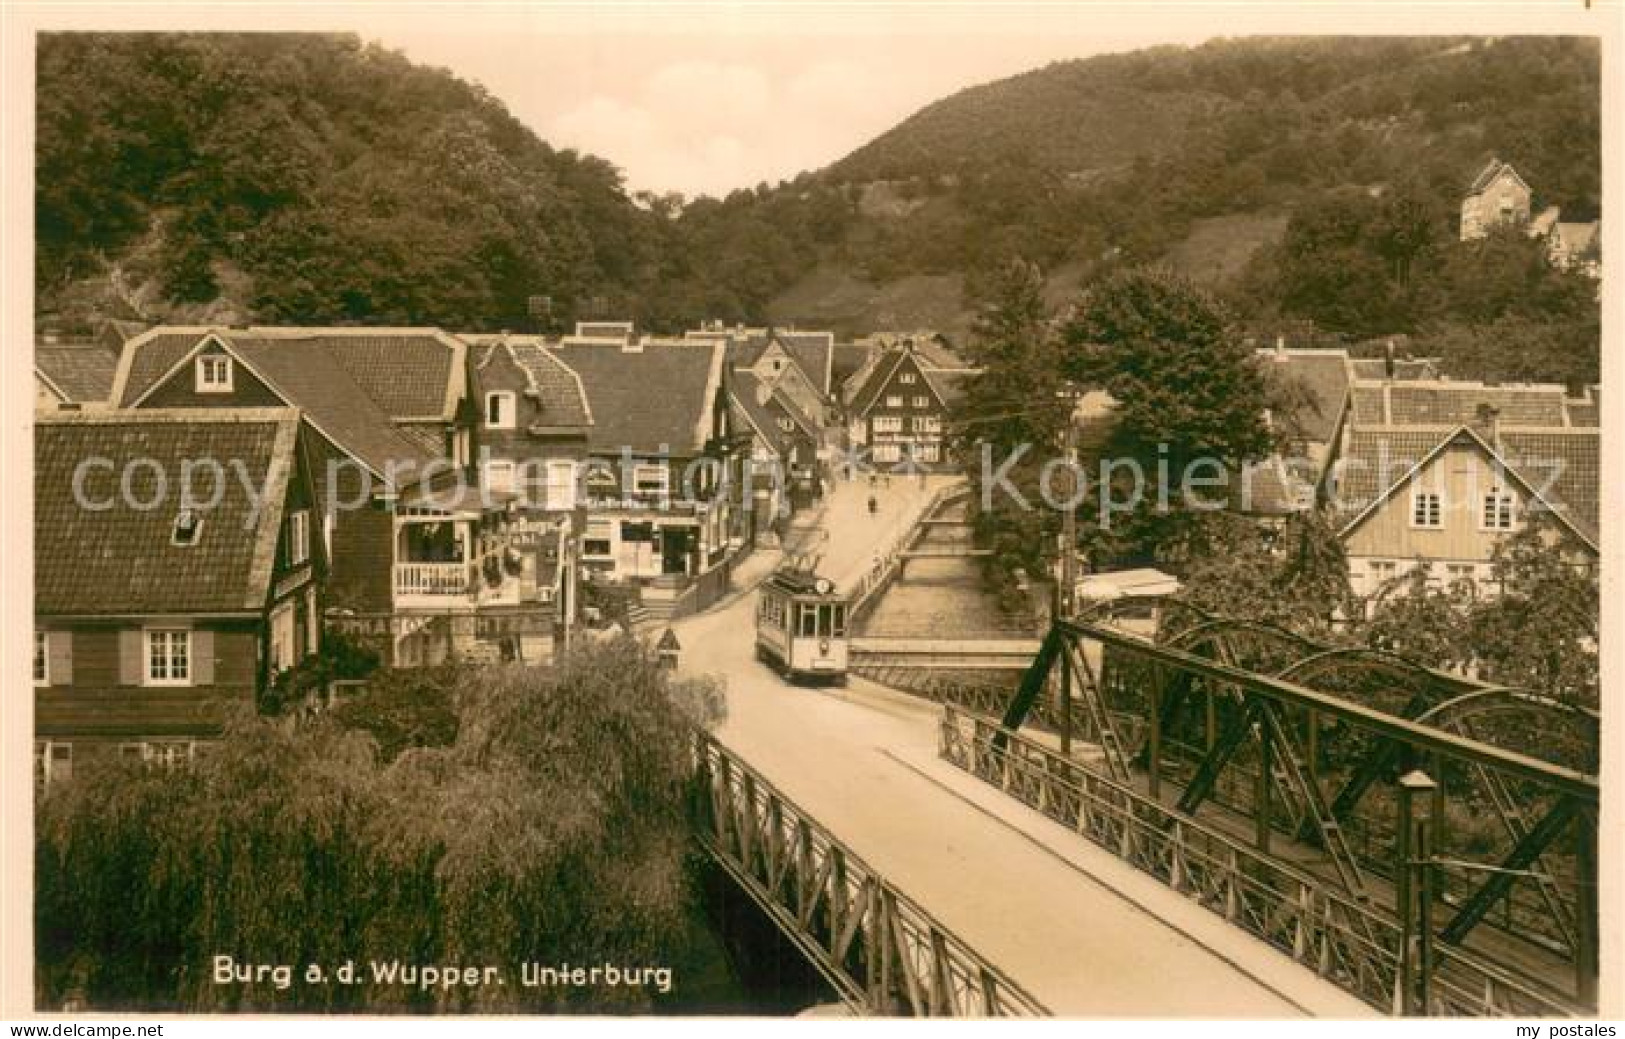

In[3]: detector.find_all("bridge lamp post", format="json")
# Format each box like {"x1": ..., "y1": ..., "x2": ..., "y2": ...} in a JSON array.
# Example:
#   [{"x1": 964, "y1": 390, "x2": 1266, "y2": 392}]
[{"x1": 1393, "y1": 769, "x2": 1438, "y2": 1017}]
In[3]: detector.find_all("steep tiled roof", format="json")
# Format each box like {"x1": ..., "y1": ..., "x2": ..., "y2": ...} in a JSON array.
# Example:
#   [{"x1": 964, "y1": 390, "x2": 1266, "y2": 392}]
[
  {"x1": 831, "y1": 343, "x2": 873, "y2": 389},
  {"x1": 1333, "y1": 426, "x2": 1599, "y2": 549},
  {"x1": 35, "y1": 409, "x2": 299, "y2": 616},
  {"x1": 113, "y1": 329, "x2": 442, "y2": 482},
  {"x1": 1257, "y1": 349, "x2": 1351, "y2": 445},
  {"x1": 846, "y1": 348, "x2": 910, "y2": 416},
  {"x1": 730, "y1": 370, "x2": 813, "y2": 457},
  {"x1": 920, "y1": 367, "x2": 972, "y2": 408},
  {"x1": 1348, "y1": 381, "x2": 1574, "y2": 429},
  {"x1": 35, "y1": 341, "x2": 119, "y2": 403},
  {"x1": 223, "y1": 337, "x2": 437, "y2": 480},
  {"x1": 470, "y1": 339, "x2": 593, "y2": 429},
  {"x1": 553, "y1": 339, "x2": 724, "y2": 455},
  {"x1": 775, "y1": 331, "x2": 835, "y2": 396},
  {"x1": 1467, "y1": 158, "x2": 1526, "y2": 196},
  {"x1": 115, "y1": 327, "x2": 461, "y2": 420}
]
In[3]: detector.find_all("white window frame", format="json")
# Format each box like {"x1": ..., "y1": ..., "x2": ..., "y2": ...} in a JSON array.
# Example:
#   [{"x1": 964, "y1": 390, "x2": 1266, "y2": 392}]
[
  {"x1": 916, "y1": 443, "x2": 941, "y2": 463},
  {"x1": 912, "y1": 395, "x2": 930, "y2": 409},
  {"x1": 872, "y1": 444, "x2": 902, "y2": 463},
  {"x1": 286, "y1": 509, "x2": 311, "y2": 566},
  {"x1": 776, "y1": 417, "x2": 797, "y2": 433},
  {"x1": 195, "y1": 354, "x2": 233, "y2": 393},
  {"x1": 899, "y1": 372, "x2": 917, "y2": 385},
  {"x1": 916, "y1": 416, "x2": 942, "y2": 434},
  {"x1": 544, "y1": 460, "x2": 578, "y2": 510},
  {"x1": 872, "y1": 416, "x2": 903, "y2": 434},
  {"x1": 35, "y1": 741, "x2": 72, "y2": 787},
  {"x1": 633, "y1": 463, "x2": 669, "y2": 497},
  {"x1": 34, "y1": 630, "x2": 48, "y2": 686},
  {"x1": 1481, "y1": 489, "x2": 1517, "y2": 531},
  {"x1": 885, "y1": 395, "x2": 904, "y2": 408},
  {"x1": 145, "y1": 629, "x2": 192, "y2": 687},
  {"x1": 485, "y1": 391, "x2": 516, "y2": 430},
  {"x1": 1410, "y1": 491, "x2": 1443, "y2": 529}
]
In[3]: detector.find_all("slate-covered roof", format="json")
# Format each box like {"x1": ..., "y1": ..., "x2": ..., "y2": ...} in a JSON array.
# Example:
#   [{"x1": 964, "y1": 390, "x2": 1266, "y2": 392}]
[
  {"x1": 35, "y1": 409, "x2": 299, "y2": 616},
  {"x1": 1348, "y1": 381, "x2": 1575, "y2": 428},
  {"x1": 35, "y1": 341, "x2": 119, "y2": 403},
  {"x1": 113, "y1": 328, "x2": 444, "y2": 482},
  {"x1": 469, "y1": 338, "x2": 593, "y2": 429},
  {"x1": 1333, "y1": 426, "x2": 1599, "y2": 549},
  {"x1": 1257, "y1": 349, "x2": 1351, "y2": 445},
  {"x1": 846, "y1": 348, "x2": 910, "y2": 416},
  {"x1": 831, "y1": 343, "x2": 874, "y2": 389},
  {"x1": 1466, "y1": 158, "x2": 1526, "y2": 196},
  {"x1": 730, "y1": 370, "x2": 815, "y2": 456},
  {"x1": 114, "y1": 327, "x2": 462, "y2": 420},
  {"x1": 553, "y1": 339, "x2": 724, "y2": 455}
]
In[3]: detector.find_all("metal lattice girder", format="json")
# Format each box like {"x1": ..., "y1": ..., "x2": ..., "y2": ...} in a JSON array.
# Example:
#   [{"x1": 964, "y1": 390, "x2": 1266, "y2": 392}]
[
  {"x1": 692, "y1": 733, "x2": 1048, "y2": 1017},
  {"x1": 1176, "y1": 696, "x2": 1262, "y2": 816},
  {"x1": 1062, "y1": 620, "x2": 1597, "y2": 803},
  {"x1": 1059, "y1": 637, "x2": 1131, "y2": 782},
  {"x1": 1438, "y1": 797, "x2": 1580, "y2": 949},
  {"x1": 996, "y1": 626, "x2": 1063, "y2": 741}
]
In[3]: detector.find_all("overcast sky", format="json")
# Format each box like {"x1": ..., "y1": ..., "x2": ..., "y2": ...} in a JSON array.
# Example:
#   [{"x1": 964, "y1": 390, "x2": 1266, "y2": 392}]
[{"x1": 347, "y1": 7, "x2": 1235, "y2": 198}]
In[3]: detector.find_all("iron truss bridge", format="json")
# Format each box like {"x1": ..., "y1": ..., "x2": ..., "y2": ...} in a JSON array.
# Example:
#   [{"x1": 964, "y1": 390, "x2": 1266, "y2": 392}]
[
  {"x1": 927, "y1": 608, "x2": 1599, "y2": 1017},
  {"x1": 690, "y1": 733, "x2": 1048, "y2": 1017}
]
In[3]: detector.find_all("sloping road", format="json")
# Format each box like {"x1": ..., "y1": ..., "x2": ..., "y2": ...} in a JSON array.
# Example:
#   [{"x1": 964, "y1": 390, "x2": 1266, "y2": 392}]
[{"x1": 672, "y1": 477, "x2": 1374, "y2": 1017}]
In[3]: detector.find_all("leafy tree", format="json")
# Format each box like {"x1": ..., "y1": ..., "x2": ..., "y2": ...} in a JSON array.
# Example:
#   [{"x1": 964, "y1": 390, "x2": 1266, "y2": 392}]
[
  {"x1": 35, "y1": 636, "x2": 725, "y2": 1012},
  {"x1": 1059, "y1": 265, "x2": 1277, "y2": 556},
  {"x1": 1469, "y1": 522, "x2": 1599, "y2": 708}
]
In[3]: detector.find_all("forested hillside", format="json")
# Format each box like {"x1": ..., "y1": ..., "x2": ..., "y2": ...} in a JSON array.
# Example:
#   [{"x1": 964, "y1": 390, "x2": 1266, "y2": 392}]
[
  {"x1": 36, "y1": 32, "x2": 670, "y2": 331},
  {"x1": 37, "y1": 33, "x2": 1601, "y2": 383}
]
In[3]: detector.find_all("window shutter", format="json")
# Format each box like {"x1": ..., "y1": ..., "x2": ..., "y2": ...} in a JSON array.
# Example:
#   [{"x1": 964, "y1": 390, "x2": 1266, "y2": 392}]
[
  {"x1": 48, "y1": 632, "x2": 73, "y2": 686},
  {"x1": 118, "y1": 629, "x2": 144, "y2": 685},
  {"x1": 191, "y1": 630, "x2": 215, "y2": 686}
]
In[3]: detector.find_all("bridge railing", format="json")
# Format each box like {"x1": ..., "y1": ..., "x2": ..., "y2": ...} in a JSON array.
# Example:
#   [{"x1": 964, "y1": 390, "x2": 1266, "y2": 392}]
[
  {"x1": 692, "y1": 730, "x2": 1048, "y2": 1017},
  {"x1": 938, "y1": 706, "x2": 1585, "y2": 1017}
]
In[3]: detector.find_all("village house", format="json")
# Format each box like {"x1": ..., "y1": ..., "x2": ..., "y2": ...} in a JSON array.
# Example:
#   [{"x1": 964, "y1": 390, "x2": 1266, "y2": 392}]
[
  {"x1": 727, "y1": 367, "x2": 822, "y2": 538},
  {"x1": 551, "y1": 335, "x2": 747, "y2": 601},
  {"x1": 842, "y1": 338, "x2": 974, "y2": 469},
  {"x1": 1329, "y1": 379, "x2": 1599, "y2": 602},
  {"x1": 105, "y1": 326, "x2": 561, "y2": 666},
  {"x1": 34, "y1": 335, "x2": 120, "y2": 410},
  {"x1": 687, "y1": 324, "x2": 839, "y2": 429},
  {"x1": 34, "y1": 409, "x2": 324, "y2": 785},
  {"x1": 1460, "y1": 158, "x2": 1532, "y2": 241},
  {"x1": 1462, "y1": 158, "x2": 1603, "y2": 279}
]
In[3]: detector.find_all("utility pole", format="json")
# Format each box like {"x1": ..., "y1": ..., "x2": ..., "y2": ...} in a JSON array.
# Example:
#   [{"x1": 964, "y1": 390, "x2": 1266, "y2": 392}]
[{"x1": 1055, "y1": 420, "x2": 1079, "y2": 757}]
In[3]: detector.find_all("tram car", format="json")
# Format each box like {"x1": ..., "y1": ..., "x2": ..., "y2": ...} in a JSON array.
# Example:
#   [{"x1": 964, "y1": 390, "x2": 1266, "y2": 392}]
[{"x1": 755, "y1": 566, "x2": 850, "y2": 684}]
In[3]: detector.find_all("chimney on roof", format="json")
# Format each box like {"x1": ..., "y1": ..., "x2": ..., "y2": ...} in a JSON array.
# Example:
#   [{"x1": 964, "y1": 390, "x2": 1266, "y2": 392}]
[
  {"x1": 1384, "y1": 339, "x2": 1396, "y2": 380},
  {"x1": 1474, "y1": 403, "x2": 1501, "y2": 445}
]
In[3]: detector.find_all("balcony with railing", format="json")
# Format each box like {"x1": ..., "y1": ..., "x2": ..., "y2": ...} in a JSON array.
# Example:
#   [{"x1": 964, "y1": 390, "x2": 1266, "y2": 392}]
[{"x1": 394, "y1": 561, "x2": 474, "y2": 604}]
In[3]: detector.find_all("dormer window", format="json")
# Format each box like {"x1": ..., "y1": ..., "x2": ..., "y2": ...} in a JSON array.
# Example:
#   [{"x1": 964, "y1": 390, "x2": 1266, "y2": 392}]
[
  {"x1": 196, "y1": 354, "x2": 233, "y2": 393},
  {"x1": 777, "y1": 417, "x2": 796, "y2": 433},
  {"x1": 171, "y1": 509, "x2": 203, "y2": 546},
  {"x1": 486, "y1": 392, "x2": 516, "y2": 430}
]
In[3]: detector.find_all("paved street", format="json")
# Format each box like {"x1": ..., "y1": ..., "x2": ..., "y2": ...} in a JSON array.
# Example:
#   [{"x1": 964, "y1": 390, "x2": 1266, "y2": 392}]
[{"x1": 673, "y1": 483, "x2": 1375, "y2": 1018}]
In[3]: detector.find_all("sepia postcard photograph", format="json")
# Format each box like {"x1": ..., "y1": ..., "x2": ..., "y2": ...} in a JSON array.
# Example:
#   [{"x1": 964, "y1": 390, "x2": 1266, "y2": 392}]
[{"x1": 2, "y1": 0, "x2": 1620, "y2": 1028}]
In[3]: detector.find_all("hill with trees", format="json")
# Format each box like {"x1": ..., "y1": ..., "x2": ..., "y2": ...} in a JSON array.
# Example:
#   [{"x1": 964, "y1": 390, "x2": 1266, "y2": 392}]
[{"x1": 37, "y1": 34, "x2": 1601, "y2": 384}]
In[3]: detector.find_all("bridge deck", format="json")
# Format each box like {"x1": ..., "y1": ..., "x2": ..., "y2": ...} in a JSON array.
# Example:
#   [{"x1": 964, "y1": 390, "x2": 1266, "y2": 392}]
[{"x1": 674, "y1": 478, "x2": 1373, "y2": 1016}]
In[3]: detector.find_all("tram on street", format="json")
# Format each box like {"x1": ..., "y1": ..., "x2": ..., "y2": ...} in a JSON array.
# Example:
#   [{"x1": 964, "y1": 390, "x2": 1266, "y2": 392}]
[{"x1": 755, "y1": 565, "x2": 850, "y2": 684}]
